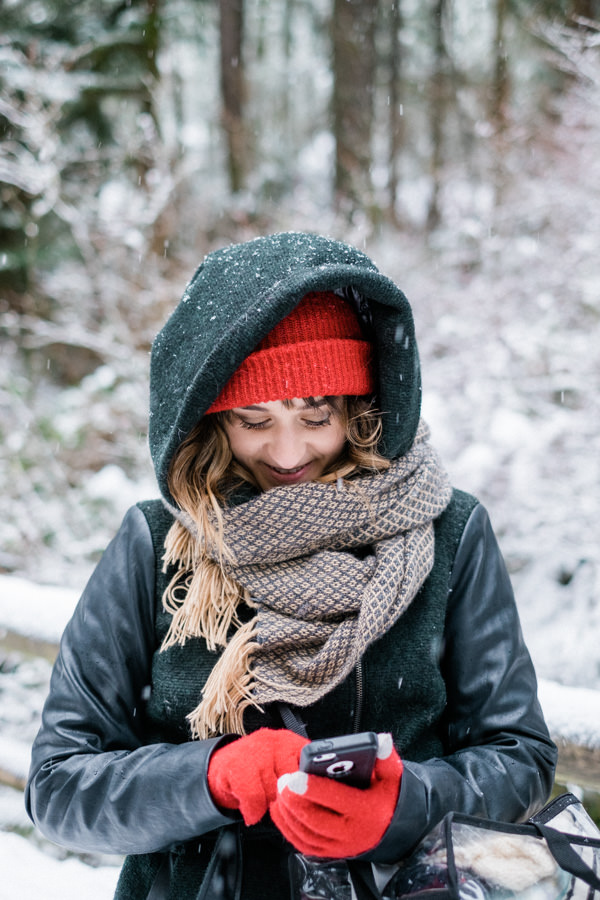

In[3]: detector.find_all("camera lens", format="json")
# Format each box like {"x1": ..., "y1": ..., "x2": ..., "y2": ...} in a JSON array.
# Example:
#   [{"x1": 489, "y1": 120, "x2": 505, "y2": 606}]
[{"x1": 326, "y1": 760, "x2": 354, "y2": 778}]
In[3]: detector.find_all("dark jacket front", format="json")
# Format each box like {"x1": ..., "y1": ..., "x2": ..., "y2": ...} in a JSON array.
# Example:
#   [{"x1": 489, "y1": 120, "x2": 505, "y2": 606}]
[
  {"x1": 26, "y1": 233, "x2": 557, "y2": 899},
  {"x1": 26, "y1": 498, "x2": 556, "y2": 899}
]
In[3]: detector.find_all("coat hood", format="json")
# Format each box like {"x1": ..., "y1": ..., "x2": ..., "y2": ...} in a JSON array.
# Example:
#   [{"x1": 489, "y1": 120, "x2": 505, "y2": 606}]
[{"x1": 149, "y1": 232, "x2": 421, "y2": 504}]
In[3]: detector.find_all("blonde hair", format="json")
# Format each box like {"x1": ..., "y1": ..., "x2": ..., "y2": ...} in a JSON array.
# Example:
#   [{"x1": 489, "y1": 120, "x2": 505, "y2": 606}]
[{"x1": 161, "y1": 396, "x2": 389, "y2": 736}]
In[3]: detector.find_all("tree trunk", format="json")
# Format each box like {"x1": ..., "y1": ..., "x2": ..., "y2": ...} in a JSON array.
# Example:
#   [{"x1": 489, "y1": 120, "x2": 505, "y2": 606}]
[
  {"x1": 143, "y1": 0, "x2": 161, "y2": 81},
  {"x1": 219, "y1": 0, "x2": 247, "y2": 193},
  {"x1": 569, "y1": 0, "x2": 600, "y2": 20},
  {"x1": 490, "y1": 0, "x2": 509, "y2": 133},
  {"x1": 387, "y1": 1, "x2": 404, "y2": 221},
  {"x1": 426, "y1": 0, "x2": 449, "y2": 232},
  {"x1": 331, "y1": 0, "x2": 379, "y2": 214},
  {"x1": 281, "y1": 0, "x2": 294, "y2": 150},
  {"x1": 489, "y1": 0, "x2": 511, "y2": 209}
]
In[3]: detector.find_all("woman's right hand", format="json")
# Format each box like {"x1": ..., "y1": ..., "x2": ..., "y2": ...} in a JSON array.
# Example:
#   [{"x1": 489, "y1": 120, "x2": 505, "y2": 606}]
[
  {"x1": 207, "y1": 728, "x2": 308, "y2": 825},
  {"x1": 270, "y1": 733, "x2": 403, "y2": 857}
]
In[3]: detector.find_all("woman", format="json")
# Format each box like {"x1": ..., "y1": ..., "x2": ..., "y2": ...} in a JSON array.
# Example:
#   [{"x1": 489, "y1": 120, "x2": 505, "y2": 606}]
[{"x1": 26, "y1": 232, "x2": 557, "y2": 899}]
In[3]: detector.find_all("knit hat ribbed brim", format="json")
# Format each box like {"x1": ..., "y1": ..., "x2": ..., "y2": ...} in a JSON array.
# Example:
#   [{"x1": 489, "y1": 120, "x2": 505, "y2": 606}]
[{"x1": 206, "y1": 292, "x2": 374, "y2": 413}]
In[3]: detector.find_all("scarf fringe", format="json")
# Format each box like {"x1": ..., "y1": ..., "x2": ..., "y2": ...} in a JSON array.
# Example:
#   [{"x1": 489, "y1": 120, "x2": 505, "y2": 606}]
[
  {"x1": 163, "y1": 518, "x2": 198, "y2": 572},
  {"x1": 161, "y1": 520, "x2": 245, "y2": 653},
  {"x1": 187, "y1": 618, "x2": 262, "y2": 739}
]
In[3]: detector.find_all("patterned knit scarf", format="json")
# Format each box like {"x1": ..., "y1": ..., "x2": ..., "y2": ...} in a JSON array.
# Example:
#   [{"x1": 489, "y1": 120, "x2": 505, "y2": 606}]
[{"x1": 176, "y1": 421, "x2": 452, "y2": 739}]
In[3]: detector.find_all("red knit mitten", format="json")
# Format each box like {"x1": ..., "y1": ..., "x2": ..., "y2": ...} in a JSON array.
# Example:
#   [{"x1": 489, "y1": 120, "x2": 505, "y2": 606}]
[
  {"x1": 207, "y1": 728, "x2": 308, "y2": 826},
  {"x1": 270, "y1": 733, "x2": 403, "y2": 858}
]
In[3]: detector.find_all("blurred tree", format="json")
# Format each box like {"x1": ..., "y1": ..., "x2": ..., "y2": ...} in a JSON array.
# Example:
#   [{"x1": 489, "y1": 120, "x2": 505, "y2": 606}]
[
  {"x1": 490, "y1": 0, "x2": 509, "y2": 133},
  {"x1": 280, "y1": 0, "x2": 295, "y2": 147},
  {"x1": 569, "y1": 0, "x2": 600, "y2": 18},
  {"x1": 0, "y1": 86, "x2": 39, "y2": 298},
  {"x1": 331, "y1": 0, "x2": 379, "y2": 215},
  {"x1": 219, "y1": 0, "x2": 247, "y2": 193},
  {"x1": 426, "y1": 0, "x2": 451, "y2": 231},
  {"x1": 0, "y1": 0, "x2": 163, "y2": 304},
  {"x1": 386, "y1": 1, "x2": 405, "y2": 222}
]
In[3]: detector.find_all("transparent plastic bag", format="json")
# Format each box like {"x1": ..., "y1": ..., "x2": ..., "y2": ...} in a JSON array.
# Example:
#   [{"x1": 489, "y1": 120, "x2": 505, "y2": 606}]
[
  {"x1": 384, "y1": 793, "x2": 600, "y2": 900},
  {"x1": 289, "y1": 794, "x2": 600, "y2": 900},
  {"x1": 289, "y1": 854, "x2": 353, "y2": 900},
  {"x1": 385, "y1": 818, "x2": 572, "y2": 899}
]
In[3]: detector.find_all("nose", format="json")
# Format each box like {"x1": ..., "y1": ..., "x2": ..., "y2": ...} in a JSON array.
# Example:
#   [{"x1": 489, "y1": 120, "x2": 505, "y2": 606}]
[{"x1": 266, "y1": 427, "x2": 306, "y2": 470}]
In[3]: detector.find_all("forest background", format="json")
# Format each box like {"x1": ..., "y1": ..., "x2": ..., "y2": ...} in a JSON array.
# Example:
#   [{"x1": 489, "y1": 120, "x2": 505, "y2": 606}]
[
  {"x1": 1, "y1": 0, "x2": 600, "y2": 775},
  {"x1": 1, "y1": 0, "x2": 600, "y2": 888}
]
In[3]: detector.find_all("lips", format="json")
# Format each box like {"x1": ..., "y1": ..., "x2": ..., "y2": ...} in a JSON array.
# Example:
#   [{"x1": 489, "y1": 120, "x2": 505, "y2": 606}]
[{"x1": 264, "y1": 462, "x2": 312, "y2": 485}]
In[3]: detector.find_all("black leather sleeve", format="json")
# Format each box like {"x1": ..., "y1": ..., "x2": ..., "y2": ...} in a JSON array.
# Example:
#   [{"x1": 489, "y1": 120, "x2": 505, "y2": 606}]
[
  {"x1": 25, "y1": 506, "x2": 236, "y2": 855},
  {"x1": 365, "y1": 503, "x2": 558, "y2": 863}
]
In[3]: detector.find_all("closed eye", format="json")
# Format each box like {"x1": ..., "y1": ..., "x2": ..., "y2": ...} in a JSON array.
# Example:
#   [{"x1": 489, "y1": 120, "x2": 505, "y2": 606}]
[
  {"x1": 238, "y1": 419, "x2": 270, "y2": 430},
  {"x1": 303, "y1": 416, "x2": 331, "y2": 428}
]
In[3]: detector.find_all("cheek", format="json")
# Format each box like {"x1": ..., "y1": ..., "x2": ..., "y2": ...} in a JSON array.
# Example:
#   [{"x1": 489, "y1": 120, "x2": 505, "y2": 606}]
[
  {"x1": 223, "y1": 426, "x2": 251, "y2": 461},
  {"x1": 322, "y1": 423, "x2": 347, "y2": 458}
]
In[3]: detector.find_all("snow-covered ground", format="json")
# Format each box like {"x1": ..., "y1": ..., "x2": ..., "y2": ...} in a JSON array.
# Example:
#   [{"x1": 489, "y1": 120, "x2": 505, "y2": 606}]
[{"x1": 1, "y1": 830, "x2": 120, "y2": 900}]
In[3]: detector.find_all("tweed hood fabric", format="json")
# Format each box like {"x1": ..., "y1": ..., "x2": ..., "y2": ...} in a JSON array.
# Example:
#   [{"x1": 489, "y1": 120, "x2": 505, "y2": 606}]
[
  {"x1": 179, "y1": 421, "x2": 452, "y2": 735},
  {"x1": 149, "y1": 232, "x2": 422, "y2": 504}
]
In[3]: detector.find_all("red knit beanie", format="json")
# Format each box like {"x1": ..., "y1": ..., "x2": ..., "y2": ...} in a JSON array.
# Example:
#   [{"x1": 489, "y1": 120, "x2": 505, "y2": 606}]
[{"x1": 206, "y1": 292, "x2": 375, "y2": 413}]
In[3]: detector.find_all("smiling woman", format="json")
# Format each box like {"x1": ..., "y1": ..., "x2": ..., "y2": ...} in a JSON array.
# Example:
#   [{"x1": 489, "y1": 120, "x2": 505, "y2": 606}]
[
  {"x1": 200, "y1": 290, "x2": 372, "y2": 491},
  {"x1": 26, "y1": 232, "x2": 556, "y2": 900},
  {"x1": 222, "y1": 399, "x2": 348, "y2": 490}
]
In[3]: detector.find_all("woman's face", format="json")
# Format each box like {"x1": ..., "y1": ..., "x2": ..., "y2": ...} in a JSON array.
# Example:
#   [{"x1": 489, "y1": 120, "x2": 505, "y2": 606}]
[{"x1": 222, "y1": 398, "x2": 347, "y2": 491}]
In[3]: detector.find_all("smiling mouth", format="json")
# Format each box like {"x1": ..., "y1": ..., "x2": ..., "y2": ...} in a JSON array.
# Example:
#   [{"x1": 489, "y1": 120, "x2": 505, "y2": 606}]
[{"x1": 268, "y1": 463, "x2": 309, "y2": 474}]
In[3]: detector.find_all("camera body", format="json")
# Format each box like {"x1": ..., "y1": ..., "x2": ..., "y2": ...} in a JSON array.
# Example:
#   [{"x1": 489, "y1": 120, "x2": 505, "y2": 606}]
[{"x1": 299, "y1": 731, "x2": 378, "y2": 789}]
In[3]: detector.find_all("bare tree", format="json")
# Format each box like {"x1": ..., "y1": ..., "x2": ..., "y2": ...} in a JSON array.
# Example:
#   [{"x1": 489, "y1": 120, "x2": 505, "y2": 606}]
[
  {"x1": 490, "y1": 0, "x2": 510, "y2": 132},
  {"x1": 331, "y1": 0, "x2": 379, "y2": 214},
  {"x1": 219, "y1": 0, "x2": 247, "y2": 193},
  {"x1": 426, "y1": 0, "x2": 450, "y2": 231},
  {"x1": 387, "y1": 1, "x2": 404, "y2": 222}
]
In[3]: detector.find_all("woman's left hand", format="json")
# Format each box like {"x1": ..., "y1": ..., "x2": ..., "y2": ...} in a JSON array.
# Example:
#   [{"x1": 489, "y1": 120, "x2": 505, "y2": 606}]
[{"x1": 270, "y1": 733, "x2": 403, "y2": 858}]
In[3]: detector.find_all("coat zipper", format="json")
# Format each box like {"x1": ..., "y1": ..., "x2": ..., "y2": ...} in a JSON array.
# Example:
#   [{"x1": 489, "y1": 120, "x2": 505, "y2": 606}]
[{"x1": 353, "y1": 660, "x2": 364, "y2": 733}]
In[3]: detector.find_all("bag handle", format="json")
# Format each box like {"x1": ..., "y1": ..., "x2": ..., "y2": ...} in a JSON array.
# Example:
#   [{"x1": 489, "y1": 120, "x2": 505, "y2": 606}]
[
  {"x1": 277, "y1": 703, "x2": 309, "y2": 738},
  {"x1": 534, "y1": 823, "x2": 600, "y2": 892}
]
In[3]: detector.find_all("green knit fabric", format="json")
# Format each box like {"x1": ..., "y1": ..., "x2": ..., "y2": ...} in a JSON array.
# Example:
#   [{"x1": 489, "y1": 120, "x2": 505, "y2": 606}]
[
  {"x1": 119, "y1": 489, "x2": 478, "y2": 900},
  {"x1": 149, "y1": 232, "x2": 421, "y2": 503}
]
